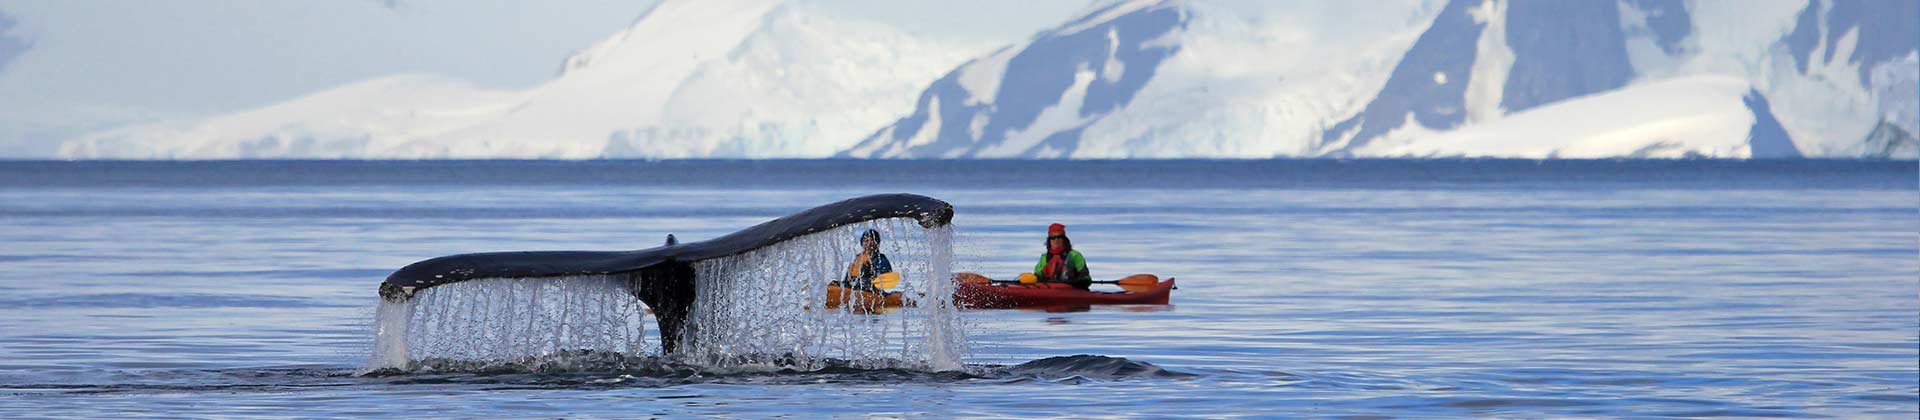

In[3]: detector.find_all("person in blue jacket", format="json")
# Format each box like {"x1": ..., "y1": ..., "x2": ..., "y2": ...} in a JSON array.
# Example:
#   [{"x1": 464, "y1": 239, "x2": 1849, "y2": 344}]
[{"x1": 835, "y1": 229, "x2": 893, "y2": 292}]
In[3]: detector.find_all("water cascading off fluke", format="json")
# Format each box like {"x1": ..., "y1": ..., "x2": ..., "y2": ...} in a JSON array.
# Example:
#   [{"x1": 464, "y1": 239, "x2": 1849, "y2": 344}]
[{"x1": 370, "y1": 194, "x2": 958, "y2": 369}]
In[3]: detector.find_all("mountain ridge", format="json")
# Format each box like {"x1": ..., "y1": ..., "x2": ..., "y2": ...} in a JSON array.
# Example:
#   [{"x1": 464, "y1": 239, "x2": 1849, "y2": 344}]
[{"x1": 52, "y1": 0, "x2": 1920, "y2": 159}]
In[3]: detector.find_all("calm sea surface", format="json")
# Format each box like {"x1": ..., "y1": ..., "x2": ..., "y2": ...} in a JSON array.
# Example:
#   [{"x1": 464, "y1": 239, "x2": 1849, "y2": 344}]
[{"x1": 0, "y1": 160, "x2": 1914, "y2": 417}]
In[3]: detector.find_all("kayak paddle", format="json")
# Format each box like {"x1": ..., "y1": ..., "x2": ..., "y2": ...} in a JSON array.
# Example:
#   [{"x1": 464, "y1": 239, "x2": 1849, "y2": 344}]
[
  {"x1": 1031, "y1": 272, "x2": 1159, "y2": 291},
  {"x1": 1103, "y1": 274, "x2": 1162, "y2": 292},
  {"x1": 972, "y1": 272, "x2": 1162, "y2": 292},
  {"x1": 871, "y1": 272, "x2": 903, "y2": 290}
]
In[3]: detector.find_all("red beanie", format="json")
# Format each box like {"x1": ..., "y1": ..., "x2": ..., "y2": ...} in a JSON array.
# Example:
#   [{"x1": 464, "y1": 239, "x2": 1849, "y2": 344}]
[{"x1": 1048, "y1": 223, "x2": 1066, "y2": 236}]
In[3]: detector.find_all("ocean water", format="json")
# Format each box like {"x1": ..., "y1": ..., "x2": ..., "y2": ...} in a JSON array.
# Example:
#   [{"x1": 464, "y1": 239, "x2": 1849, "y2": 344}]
[{"x1": 0, "y1": 160, "x2": 1914, "y2": 418}]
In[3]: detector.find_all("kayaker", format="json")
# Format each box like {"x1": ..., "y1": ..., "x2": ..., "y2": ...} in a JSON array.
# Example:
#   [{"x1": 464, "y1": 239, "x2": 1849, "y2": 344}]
[
  {"x1": 1035, "y1": 223, "x2": 1092, "y2": 290},
  {"x1": 835, "y1": 229, "x2": 894, "y2": 292}
]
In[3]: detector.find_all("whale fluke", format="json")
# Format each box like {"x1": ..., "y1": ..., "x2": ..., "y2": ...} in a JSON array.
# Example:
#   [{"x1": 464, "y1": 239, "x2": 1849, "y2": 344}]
[{"x1": 377, "y1": 193, "x2": 954, "y2": 353}]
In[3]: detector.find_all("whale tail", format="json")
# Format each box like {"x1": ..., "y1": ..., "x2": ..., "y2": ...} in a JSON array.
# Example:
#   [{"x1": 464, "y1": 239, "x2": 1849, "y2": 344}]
[{"x1": 377, "y1": 193, "x2": 954, "y2": 354}]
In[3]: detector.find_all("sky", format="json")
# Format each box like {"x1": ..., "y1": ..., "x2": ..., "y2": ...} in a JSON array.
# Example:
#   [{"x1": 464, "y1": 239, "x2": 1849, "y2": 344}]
[{"x1": 0, "y1": 0, "x2": 1094, "y2": 156}]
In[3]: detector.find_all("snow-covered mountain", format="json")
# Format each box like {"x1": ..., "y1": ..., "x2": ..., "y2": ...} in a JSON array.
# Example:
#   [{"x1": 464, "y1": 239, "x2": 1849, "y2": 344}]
[
  {"x1": 60, "y1": 0, "x2": 1015, "y2": 159},
  {"x1": 844, "y1": 0, "x2": 1442, "y2": 158},
  {"x1": 58, "y1": 0, "x2": 1920, "y2": 159},
  {"x1": 848, "y1": 0, "x2": 1918, "y2": 159},
  {"x1": 0, "y1": 0, "x2": 666, "y2": 158}
]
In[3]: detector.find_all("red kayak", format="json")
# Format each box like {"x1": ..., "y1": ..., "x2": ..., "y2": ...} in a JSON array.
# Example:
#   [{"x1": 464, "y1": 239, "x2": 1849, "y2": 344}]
[{"x1": 952, "y1": 272, "x2": 1174, "y2": 309}]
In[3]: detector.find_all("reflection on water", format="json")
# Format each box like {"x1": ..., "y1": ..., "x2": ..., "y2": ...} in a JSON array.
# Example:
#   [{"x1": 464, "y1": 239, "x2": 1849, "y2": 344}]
[{"x1": 0, "y1": 160, "x2": 1913, "y2": 417}]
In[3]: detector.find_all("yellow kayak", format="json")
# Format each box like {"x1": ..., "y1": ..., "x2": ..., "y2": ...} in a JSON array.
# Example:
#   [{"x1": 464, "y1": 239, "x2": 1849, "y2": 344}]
[{"x1": 825, "y1": 284, "x2": 912, "y2": 312}]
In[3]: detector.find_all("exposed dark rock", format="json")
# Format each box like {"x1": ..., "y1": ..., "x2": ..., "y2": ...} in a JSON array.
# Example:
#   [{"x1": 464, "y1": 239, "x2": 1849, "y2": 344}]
[
  {"x1": 1319, "y1": 0, "x2": 1488, "y2": 153},
  {"x1": 1783, "y1": 0, "x2": 1919, "y2": 85},
  {"x1": 843, "y1": 2, "x2": 1186, "y2": 158},
  {"x1": 1622, "y1": 0, "x2": 1692, "y2": 55},
  {"x1": 1860, "y1": 120, "x2": 1917, "y2": 159},
  {"x1": 1500, "y1": 0, "x2": 1634, "y2": 113},
  {"x1": 1742, "y1": 89, "x2": 1801, "y2": 158}
]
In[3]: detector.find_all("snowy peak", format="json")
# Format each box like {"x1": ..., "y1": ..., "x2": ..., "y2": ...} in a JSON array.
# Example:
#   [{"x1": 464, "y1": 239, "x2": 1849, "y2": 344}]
[
  {"x1": 842, "y1": 0, "x2": 1188, "y2": 158},
  {"x1": 605, "y1": 2, "x2": 989, "y2": 157},
  {"x1": 59, "y1": 0, "x2": 981, "y2": 159},
  {"x1": 1317, "y1": 0, "x2": 1488, "y2": 153},
  {"x1": 430, "y1": 0, "x2": 786, "y2": 157},
  {"x1": 846, "y1": 0, "x2": 1894, "y2": 160},
  {"x1": 1323, "y1": 0, "x2": 1646, "y2": 154},
  {"x1": 1319, "y1": 0, "x2": 1914, "y2": 159},
  {"x1": 557, "y1": 2, "x2": 666, "y2": 77}
]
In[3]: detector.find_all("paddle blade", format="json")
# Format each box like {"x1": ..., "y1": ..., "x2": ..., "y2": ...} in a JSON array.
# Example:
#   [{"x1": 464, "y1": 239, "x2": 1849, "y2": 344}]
[
  {"x1": 1017, "y1": 272, "x2": 1039, "y2": 284},
  {"x1": 1114, "y1": 274, "x2": 1160, "y2": 292},
  {"x1": 872, "y1": 272, "x2": 903, "y2": 290}
]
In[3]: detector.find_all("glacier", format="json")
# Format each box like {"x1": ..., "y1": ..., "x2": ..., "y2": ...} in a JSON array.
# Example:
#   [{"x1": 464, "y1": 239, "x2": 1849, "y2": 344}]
[
  {"x1": 1356, "y1": 76, "x2": 1790, "y2": 158},
  {"x1": 48, "y1": 0, "x2": 1920, "y2": 159}
]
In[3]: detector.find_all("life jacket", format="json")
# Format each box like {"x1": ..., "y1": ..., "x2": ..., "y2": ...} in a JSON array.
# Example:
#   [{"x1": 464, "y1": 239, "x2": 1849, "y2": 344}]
[{"x1": 1041, "y1": 241, "x2": 1073, "y2": 281}]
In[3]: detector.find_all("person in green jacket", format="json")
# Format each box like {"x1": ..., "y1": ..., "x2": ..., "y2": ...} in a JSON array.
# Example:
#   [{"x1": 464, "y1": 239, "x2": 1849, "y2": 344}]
[{"x1": 1034, "y1": 223, "x2": 1092, "y2": 290}]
